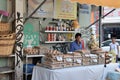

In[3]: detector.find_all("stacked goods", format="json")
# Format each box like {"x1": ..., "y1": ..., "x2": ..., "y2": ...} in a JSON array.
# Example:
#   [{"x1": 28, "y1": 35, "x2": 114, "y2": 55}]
[
  {"x1": 91, "y1": 48, "x2": 105, "y2": 64},
  {"x1": 63, "y1": 54, "x2": 73, "y2": 67},
  {"x1": 82, "y1": 54, "x2": 90, "y2": 66},
  {"x1": 73, "y1": 52, "x2": 82, "y2": 66},
  {"x1": 91, "y1": 48, "x2": 104, "y2": 53},
  {"x1": 89, "y1": 54, "x2": 98, "y2": 65},
  {"x1": 105, "y1": 52, "x2": 112, "y2": 64},
  {"x1": 98, "y1": 53, "x2": 105, "y2": 64},
  {"x1": 23, "y1": 47, "x2": 39, "y2": 55},
  {"x1": 75, "y1": 50, "x2": 91, "y2": 66},
  {"x1": 0, "y1": 22, "x2": 15, "y2": 56},
  {"x1": 37, "y1": 46, "x2": 50, "y2": 55},
  {"x1": 43, "y1": 50, "x2": 64, "y2": 69}
]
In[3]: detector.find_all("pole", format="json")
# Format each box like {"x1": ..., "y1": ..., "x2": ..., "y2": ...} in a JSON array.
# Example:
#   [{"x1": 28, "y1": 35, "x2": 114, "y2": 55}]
[
  {"x1": 86, "y1": 9, "x2": 116, "y2": 29},
  {"x1": 99, "y1": 6, "x2": 102, "y2": 48}
]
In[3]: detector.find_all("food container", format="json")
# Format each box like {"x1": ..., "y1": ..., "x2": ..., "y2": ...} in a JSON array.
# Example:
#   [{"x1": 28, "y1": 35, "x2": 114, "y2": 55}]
[{"x1": 73, "y1": 52, "x2": 83, "y2": 66}]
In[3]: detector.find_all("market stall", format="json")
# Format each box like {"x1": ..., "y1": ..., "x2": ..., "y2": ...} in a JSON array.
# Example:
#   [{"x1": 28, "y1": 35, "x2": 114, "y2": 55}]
[{"x1": 1, "y1": 0, "x2": 120, "y2": 80}]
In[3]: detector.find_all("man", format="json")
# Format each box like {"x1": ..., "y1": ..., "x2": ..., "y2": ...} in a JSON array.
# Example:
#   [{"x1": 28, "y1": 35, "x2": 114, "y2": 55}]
[
  {"x1": 70, "y1": 33, "x2": 84, "y2": 52},
  {"x1": 109, "y1": 35, "x2": 119, "y2": 62}
]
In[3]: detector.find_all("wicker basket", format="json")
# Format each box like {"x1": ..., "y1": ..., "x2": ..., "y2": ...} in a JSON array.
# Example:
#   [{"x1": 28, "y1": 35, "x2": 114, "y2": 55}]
[
  {"x1": 0, "y1": 22, "x2": 10, "y2": 34},
  {"x1": 0, "y1": 33, "x2": 15, "y2": 39},
  {"x1": 0, "y1": 39, "x2": 15, "y2": 56}
]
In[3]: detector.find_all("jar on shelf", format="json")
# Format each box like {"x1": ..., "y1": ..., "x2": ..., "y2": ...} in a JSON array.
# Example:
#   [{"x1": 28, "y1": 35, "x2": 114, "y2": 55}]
[
  {"x1": 56, "y1": 26, "x2": 58, "y2": 31},
  {"x1": 48, "y1": 33, "x2": 51, "y2": 41},
  {"x1": 46, "y1": 26, "x2": 49, "y2": 31},
  {"x1": 54, "y1": 34, "x2": 56, "y2": 41},
  {"x1": 49, "y1": 26, "x2": 53, "y2": 31}
]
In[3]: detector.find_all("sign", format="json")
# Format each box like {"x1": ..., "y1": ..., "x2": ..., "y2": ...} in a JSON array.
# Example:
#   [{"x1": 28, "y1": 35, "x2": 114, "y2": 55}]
[
  {"x1": 28, "y1": 0, "x2": 54, "y2": 18},
  {"x1": 54, "y1": 0, "x2": 77, "y2": 20},
  {"x1": 23, "y1": 32, "x2": 39, "y2": 48},
  {"x1": 103, "y1": 7, "x2": 120, "y2": 19},
  {"x1": 23, "y1": 23, "x2": 39, "y2": 48},
  {"x1": 79, "y1": 4, "x2": 91, "y2": 27}
]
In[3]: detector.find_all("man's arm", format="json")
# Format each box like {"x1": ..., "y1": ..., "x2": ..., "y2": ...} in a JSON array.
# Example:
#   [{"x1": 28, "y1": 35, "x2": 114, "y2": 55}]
[{"x1": 70, "y1": 43, "x2": 74, "y2": 52}]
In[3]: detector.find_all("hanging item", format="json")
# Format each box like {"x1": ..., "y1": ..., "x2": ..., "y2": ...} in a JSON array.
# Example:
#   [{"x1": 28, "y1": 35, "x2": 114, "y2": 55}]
[
  {"x1": 54, "y1": 0, "x2": 77, "y2": 20},
  {"x1": 70, "y1": 0, "x2": 120, "y2": 8}
]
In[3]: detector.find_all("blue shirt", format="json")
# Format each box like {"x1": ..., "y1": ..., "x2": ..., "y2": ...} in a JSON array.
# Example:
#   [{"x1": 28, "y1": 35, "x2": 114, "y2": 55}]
[{"x1": 70, "y1": 41, "x2": 82, "y2": 52}]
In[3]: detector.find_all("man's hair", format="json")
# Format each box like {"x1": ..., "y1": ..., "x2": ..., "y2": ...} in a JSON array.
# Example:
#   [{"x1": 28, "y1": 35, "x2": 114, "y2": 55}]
[
  {"x1": 75, "y1": 33, "x2": 81, "y2": 38},
  {"x1": 111, "y1": 34, "x2": 116, "y2": 39}
]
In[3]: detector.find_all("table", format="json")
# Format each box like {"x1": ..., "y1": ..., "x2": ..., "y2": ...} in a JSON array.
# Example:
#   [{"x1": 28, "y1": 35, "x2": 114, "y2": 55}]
[{"x1": 32, "y1": 63, "x2": 118, "y2": 80}]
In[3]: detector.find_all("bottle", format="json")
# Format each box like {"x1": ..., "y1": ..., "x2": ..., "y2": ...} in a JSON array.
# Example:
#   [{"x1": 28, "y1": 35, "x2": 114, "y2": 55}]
[
  {"x1": 46, "y1": 26, "x2": 49, "y2": 31},
  {"x1": 54, "y1": 34, "x2": 56, "y2": 41},
  {"x1": 48, "y1": 33, "x2": 50, "y2": 41}
]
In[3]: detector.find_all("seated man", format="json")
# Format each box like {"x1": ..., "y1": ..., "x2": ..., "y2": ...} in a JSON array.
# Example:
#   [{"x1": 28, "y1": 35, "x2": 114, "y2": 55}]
[{"x1": 70, "y1": 33, "x2": 84, "y2": 52}]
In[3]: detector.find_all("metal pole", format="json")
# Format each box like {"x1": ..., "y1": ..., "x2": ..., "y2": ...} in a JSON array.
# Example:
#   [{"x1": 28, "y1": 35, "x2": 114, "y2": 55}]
[
  {"x1": 86, "y1": 9, "x2": 116, "y2": 29},
  {"x1": 99, "y1": 6, "x2": 102, "y2": 48},
  {"x1": 24, "y1": 0, "x2": 47, "y2": 23}
]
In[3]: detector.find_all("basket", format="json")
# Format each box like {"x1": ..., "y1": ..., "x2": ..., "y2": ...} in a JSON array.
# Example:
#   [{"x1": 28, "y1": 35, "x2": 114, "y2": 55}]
[
  {"x1": 0, "y1": 39, "x2": 15, "y2": 56},
  {"x1": 0, "y1": 22, "x2": 10, "y2": 34},
  {"x1": 0, "y1": 33, "x2": 15, "y2": 39}
]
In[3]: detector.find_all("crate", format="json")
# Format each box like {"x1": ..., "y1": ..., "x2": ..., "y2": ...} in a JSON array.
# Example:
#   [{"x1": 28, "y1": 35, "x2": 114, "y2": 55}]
[
  {"x1": 98, "y1": 53, "x2": 105, "y2": 64},
  {"x1": 89, "y1": 54, "x2": 98, "y2": 65},
  {"x1": 82, "y1": 54, "x2": 90, "y2": 66},
  {"x1": 73, "y1": 57, "x2": 82, "y2": 66},
  {"x1": 0, "y1": 39, "x2": 15, "y2": 56},
  {"x1": 63, "y1": 54, "x2": 73, "y2": 63},
  {"x1": 43, "y1": 62, "x2": 63, "y2": 69},
  {"x1": 63, "y1": 54, "x2": 73, "y2": 68},
  {"x1": 23, "y1": 48, "x2": 39, "y2": 55},
  {"x1": 63, "y1": 63, "x2": 73, "y2": 67},
  {"x1": 73, "y1": 52, "x2": 82, "y2": 66},
  {"x1": 45, "y1": 56, "x2": 63, "y2": 64}
]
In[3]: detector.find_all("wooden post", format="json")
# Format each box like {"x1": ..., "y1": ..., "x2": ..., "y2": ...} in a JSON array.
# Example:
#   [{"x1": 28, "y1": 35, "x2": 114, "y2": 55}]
[{"x1": 15, "y1": 0, "x2": 24, "y2": 80}]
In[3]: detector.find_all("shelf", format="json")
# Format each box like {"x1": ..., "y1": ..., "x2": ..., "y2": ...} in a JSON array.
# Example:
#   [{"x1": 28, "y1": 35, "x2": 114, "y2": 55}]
[
  {"x1": 44, "y1": 31, "x2": 75, "y2": 33},
  {"x1": 0, "y1": 54, "x2": 15, "y2": 57},
  {"x1": 44, "y1": 41, "x2": 72, "y2": 43},
  {"x1": 0, "y1": 67, "x2": 14, "y2": 74},
  {"x1": 25, "y1": 54, "x2": 44, "y2": 58}
]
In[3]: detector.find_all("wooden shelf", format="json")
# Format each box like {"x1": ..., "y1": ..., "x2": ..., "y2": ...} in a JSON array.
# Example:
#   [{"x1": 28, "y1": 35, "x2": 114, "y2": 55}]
[
  {"x1": 44, "y1": 41, "x2": 72, "y2": 44},
  {"x1": 0, "y1": 67, "x2": 14, "y2": 74},
  {"x1": 0, "y1": 54, "x2": 15, "y2": 57},
  {"x1": 44, "y1": 31, "x2": 75, "y2": 33}
]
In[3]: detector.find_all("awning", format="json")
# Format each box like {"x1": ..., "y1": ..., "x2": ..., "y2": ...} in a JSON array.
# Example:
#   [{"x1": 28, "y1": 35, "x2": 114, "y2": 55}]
[{"x1": 70, "y1": 0, "x2": 120, "y2": 8}]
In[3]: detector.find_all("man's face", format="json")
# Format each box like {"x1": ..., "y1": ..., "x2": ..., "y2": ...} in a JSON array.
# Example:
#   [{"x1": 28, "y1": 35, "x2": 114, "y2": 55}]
[
  {"x1": 112, "y1": 38, "x2": 116, "y2": 43},
  {"x1": 76, "y1": 36, "x2": 81, "y2": 43}
]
